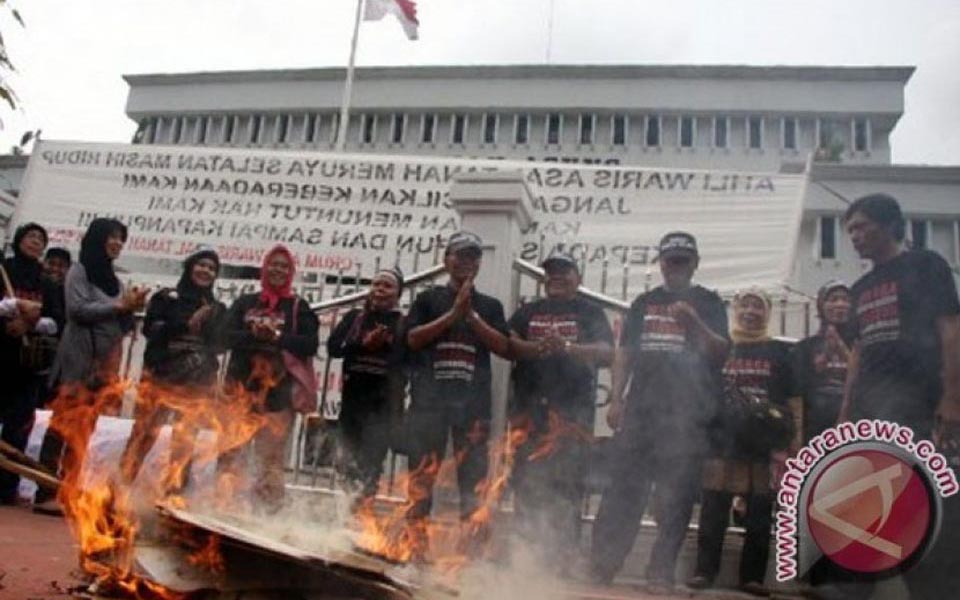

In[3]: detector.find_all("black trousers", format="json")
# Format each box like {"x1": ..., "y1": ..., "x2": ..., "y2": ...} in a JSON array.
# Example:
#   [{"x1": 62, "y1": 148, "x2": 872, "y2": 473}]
[
  {"x1": 0, "y1": 377, "x2": 42, "y2": 502},
  {"x1": 590, "y1": 429, "x2": 703, "y2": 584},
  {"x1": 404, "y1": 403, "x2": 490, "y2": 521},
  {"x1": 512, "y1": 436, "x2": 588, "y2": 566},
  {"x1": 339, "y1": 399, "x2": 392, "y2": 500},
  {"x1": 694, "y1": 489, "x2": 773, "y2": 585}
]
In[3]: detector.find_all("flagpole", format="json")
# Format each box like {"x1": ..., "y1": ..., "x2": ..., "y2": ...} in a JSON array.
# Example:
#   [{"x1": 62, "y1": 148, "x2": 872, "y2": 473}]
[{"x1": 337, "y1": 0, "x2": 366, "y2": 152}]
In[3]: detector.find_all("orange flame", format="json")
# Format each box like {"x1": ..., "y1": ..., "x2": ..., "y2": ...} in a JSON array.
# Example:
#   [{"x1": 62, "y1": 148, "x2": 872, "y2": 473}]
[{"x1": 47, "y1": 353, "x2": 285, "y2": 598}]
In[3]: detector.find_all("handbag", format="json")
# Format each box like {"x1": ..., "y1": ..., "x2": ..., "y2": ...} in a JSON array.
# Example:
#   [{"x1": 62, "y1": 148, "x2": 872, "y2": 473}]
[
  {"x1": 282, "y1": 297, "x2": 319, "y2": 414},
  {"x1": 719, "y1": 383, "x2": 794, "y2": 457}
]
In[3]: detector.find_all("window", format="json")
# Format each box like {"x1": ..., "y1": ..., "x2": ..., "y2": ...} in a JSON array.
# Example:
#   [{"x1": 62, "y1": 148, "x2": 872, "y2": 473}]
[
  {"x1": 196, "y1": 117, "x2": 208, "y2": 144},
  {"x1": 782, "y1": 117, "x2": 797, "y2": 150},
  {"x1": 277, "y1": 114, "x2": 290, "y2": 143},
  {"x1": 250, "y1": 115, "x2": 262, "y2": 144},
  {"x1": 713, "y1": 116, "x2": 728, "y2": 148},
  {"x1": 223, "y1": 115, "x2": 235, "y2": 143},
  {"x1": 853, "y1": 117, "x2": 870, "y2": 152},
  {"x1": 818, "y1": 119, "x2": 839, "y2": 149},
  {"x1": 329, "y1": 114, "x2": 340, "y2": 144},
  {"x1": 515, "y1": 114, "x2": 529, "y2": 144},
  {"x1": 909, "y1": 219, "x2": 929, "y2": 249},
  {"x1": 421, "y1": 114, "x2": 435, "y2": 143},
  {"x1": 451, "y1": 114, "x2": 467, "y2": 144},
  {"x1": 748, "y1": 116, "x2": 763, "y2": 149},
  {"x1": 361, "y1": 114, "x2": 377, "y2": 144},
  {"x1": 679, "y1": 116, "x2": 695, "y2": 148},
  {"x1": 391, "y1": 113, "x2": 405, "y2": 144},
  {"x1": 611, "y1": 115, "x2": 627, "y2": 146},
  {"x1": 645, "y1": 115, "x2": 660, "y2": 147},
  {"x1": 819, "y1": 216, "x2": 837, "y2": 260},
  {"x1": 172, "y1": 117, "x2": 184, "y2": 144},
  {"x1": 579, "y1": 113, "x2": 595, "y2": 145},
  {"x1": 305, "y1": 114, "x2": 317, "y2": 143},
  {"x1": 546, "y1": 113, "x2": 562, "y2": 145},
  {"x1": 483, "y1": 113, "x2": 498, "y2": 144}
]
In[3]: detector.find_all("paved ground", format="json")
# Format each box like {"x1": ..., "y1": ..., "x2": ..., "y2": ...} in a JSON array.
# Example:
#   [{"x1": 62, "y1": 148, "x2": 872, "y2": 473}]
[{"x1": 0, "y1": 505, "x2": 82, "y2": 600}]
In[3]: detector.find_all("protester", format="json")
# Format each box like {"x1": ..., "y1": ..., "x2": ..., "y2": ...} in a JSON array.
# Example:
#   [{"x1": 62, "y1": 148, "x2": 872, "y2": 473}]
[
  {"x1": 218, "y1": 244, "x2": 319, "y2": 513},
  {"x1": 507, "y1": 249, "x2": 613, "y2": 570},
  {"x1": 43, "y1": 247, "x2": 71, "y2": 286},
  {"x1": 34, "y1": 218, "x2": 147, "y2": 514},
  {"x1": 118, "y1": 246, "x2": 226, "y2": 495},
  {"x1": 689, "y1": 288, "x2": 794, "y2": 596},
  {"x1": 589, "y1": 232, "x2": 729, "y2": 593},
  {"x1": 327, "y1": 267, "x2": 406, "y2": 505},
  {"x1": 792, "y1": 280, "x2": 851, "y2": 444},
  {"x1": 0, "y1": 223, "x2": 62, "y2": 505},
  {"x1": 404, "y1": 231, "x2": 510, "y2": 555},
  {"x1": 835, "y1": 193, "x2": 960, "y2": 598}
]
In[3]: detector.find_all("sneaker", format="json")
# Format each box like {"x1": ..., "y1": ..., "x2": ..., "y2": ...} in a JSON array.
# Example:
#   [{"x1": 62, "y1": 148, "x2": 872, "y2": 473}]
[
  {"x1": 686, "y1": 574, "x2": 714, "y2": 590},
  {"x1": 33, "y1": 498, "x2": 65, "y2": 516},
  {"x1": 740, "y1": 581, "x2": 769, "y2": 597}
]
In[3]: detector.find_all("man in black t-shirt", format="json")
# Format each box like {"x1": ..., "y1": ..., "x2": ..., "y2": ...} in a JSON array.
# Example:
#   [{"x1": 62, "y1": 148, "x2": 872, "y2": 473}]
[
  {"x1": 589, "y1": 232, "x2": 730, "y2": 592},
  {"x1": 839, "y1": 194, "x2": 960, "y2": 598},
  {"x1": 404, "y1": 231, "x2": 510, "y2": 553},
  {"x1": 508, "y1": 250, "x2": 614, "y2": 568}
]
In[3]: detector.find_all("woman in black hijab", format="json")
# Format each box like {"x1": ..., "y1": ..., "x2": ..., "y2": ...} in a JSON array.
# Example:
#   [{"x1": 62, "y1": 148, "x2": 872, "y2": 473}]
[
  {"x1": 33, "y1": 218, "x2": 147, "y2": 513},
  {"x1": 118, "y1": 246, "x2": 226, "y2": 495},
  {"x1": 0, "y1": 223, "x2": 61, "y2": 505}
]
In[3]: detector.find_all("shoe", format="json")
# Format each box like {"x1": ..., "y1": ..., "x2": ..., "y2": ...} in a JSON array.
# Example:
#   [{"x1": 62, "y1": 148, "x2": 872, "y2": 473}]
[
  {"x1": 740, "y1": 581, "x2": 769, "y2": 597},
  {"x1": 686, "y1": 574, "x2": 714, "y2": 590},
  {"x1": 32, "y1": 498, "x2": 65, "y2": 516},
  {"x1": 644, "y1": 579, "x2": 675, "y2": 596}
]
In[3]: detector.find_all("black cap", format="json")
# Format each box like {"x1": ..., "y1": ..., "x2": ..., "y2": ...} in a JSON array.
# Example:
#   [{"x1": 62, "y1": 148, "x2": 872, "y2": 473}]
[
  {"x1": 446, "y1": 231, "x2": 483, "y2": 255},
  {"x1": 541, "y1": 249, "x2": 579, "y2": 273},
  {"x1": 656, "y1": 231, "x2": 698, "y2": 261}
]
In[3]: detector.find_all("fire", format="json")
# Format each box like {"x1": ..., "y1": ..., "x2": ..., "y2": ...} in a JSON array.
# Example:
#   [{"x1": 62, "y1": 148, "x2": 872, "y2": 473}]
[
  {"x1": 353, "y1": 409, "x2": 589, "y2": 584},
  {"x1": 46, "y1": 354, "x2": 283, "y2": 598}
]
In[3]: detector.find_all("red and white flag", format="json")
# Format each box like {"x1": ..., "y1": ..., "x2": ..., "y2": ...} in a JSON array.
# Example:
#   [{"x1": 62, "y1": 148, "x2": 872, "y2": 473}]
[{"x1": 363, "y1": 0, "x2": 419, "y2": 40}]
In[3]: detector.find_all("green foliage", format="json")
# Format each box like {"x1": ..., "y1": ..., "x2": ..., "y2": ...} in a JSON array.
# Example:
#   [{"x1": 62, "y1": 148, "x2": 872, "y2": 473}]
[{"x1": 0, "y1": 0, "x2": 22, "y2": 119}]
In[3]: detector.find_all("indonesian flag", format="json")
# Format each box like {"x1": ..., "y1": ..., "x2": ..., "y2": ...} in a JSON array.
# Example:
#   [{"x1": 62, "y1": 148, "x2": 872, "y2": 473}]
[{"x1": 363, "y1": 0, "x2": 419, "y2": 40}]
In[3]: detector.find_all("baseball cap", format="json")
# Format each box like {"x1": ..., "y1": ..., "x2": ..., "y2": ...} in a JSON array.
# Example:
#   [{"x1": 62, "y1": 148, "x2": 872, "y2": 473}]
[
  {"x1": 655, "y1": 231, "x2": 699, "y2": 261},
  {"x1": 541, "y1": 249, "x2": 579, "y2": 273},
  {"x1": 446, "y1": 231, "x2": 483, "y2": 255}
]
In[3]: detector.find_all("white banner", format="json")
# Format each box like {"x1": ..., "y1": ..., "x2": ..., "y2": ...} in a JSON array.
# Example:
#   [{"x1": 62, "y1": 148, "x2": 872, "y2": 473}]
[{"x1": 13, "y1": 140, "x2": 806, "y2": 298}]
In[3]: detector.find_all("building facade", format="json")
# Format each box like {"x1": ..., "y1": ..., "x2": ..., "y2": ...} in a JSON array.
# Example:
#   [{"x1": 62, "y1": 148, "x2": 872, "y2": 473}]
[{"x1": 122, "y1": 64, "x2": 960, "y2": 304}]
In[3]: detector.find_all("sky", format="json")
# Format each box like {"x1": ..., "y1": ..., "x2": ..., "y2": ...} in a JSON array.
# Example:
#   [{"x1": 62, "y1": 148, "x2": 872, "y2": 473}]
[{"x1": 0, "y1": 0, "x2": 958, "y2": 165}]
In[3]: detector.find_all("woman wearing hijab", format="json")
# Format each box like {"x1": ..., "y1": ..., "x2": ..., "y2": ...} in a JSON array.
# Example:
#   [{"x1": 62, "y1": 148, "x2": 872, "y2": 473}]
[
  {"x1": 0, "y1": 223, "x2": 61, "y2": 505},
  {"x1": 33, "y1": 218, "x2": 147, "y2": 514},
  {"x1": 689, "y1": 289, "x2": 795, "y2": 596},
  {"x1": 218, "y1": 244, "x2": 318, "y2": 512},
  {"x1": 118, "y1": 246, "x2": 226, "y2": 495},
  {"x1": 792, "y1": 280, "x2": 851, "y2": 444},
  {"x1": 327, "y1": 267, "x2": 405, "y2": 506}
]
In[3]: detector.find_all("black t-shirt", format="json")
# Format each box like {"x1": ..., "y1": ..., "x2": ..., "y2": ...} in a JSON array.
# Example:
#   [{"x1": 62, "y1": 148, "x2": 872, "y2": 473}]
[
  {"x1": 327, "y1": 307, "x2": 405, "y2": 410},
  {"x1": 724, "y1": 339, "x2": 794, "y2": 408},
  {"x1": 508, "y1": 297, "x2": 614, "y2": 427},
  {"x1": 406, "y1": 284, "x2": 509, "y2": 420},
  {"x1": 620, "y1": 285, "x2": 729, "y2": 449},
  {"x1": 792, "y1": 333, "x2": 847, "y2": 442},
  {"x1": 850, "y1": 250, "x2": 960, "y2": 432}
]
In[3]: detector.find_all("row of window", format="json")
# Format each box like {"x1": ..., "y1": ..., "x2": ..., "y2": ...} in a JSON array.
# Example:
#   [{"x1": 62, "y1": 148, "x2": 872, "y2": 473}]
[
  {"x1": 136, "y1": 112, "x2": 873, "y2": 153},
  {"x1": 818, "y1": 215, "x2": 947, "y2": 260}
]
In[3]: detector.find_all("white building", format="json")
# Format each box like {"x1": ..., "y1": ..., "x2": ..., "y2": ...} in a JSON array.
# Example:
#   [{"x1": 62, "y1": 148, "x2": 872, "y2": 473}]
[{"x1": 121, "y1": 64, "x2": 960, "y2": 303}]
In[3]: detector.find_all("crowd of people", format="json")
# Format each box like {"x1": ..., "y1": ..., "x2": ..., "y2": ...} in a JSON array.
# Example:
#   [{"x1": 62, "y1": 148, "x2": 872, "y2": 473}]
[{"x1": 1, "y1": 192, "x2": 958, "y2": 599}]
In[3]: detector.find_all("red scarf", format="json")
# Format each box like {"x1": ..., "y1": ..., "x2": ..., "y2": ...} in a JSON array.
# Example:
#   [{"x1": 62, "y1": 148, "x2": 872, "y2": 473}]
[{"x1": 259, "y1": 244, "x2": 296, "y2": 310}]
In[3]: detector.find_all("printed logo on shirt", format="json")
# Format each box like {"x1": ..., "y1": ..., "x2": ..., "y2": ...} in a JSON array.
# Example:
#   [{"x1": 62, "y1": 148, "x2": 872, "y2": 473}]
[
  {"x1": 434, "y1": 333, "x2": 477, "y2": 382},
  {"x1": 724, "y1": 357, "x2": 773, "y2": 403},
  {"x1": 640, "y1": 304, "x2": 686, "y2": 353},
  {"x1": 527, "y1": 313, "x2": 579, "y2": 342},
  {"x1": 856, "y1": 281, "x2": 900, "y2": 347},
  {"x1": 244, "y1": 307, "x2": 286, "y2": 332}
]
